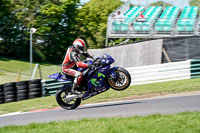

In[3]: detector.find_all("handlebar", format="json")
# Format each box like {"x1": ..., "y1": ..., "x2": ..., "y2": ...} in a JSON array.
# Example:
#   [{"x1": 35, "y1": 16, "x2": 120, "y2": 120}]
[{"x1": 92, "y1": 58, "x2": 102, "y2": 70}]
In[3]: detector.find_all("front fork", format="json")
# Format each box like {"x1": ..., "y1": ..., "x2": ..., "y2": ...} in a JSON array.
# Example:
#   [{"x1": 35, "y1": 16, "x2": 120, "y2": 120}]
[{"x1": 109, "y1": 66, "x2": 118, "y2": 80}]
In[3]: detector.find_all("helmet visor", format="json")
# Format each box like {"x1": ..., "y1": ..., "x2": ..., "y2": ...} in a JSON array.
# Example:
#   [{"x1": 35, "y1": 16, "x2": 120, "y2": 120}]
[{"x1": 77, "y1": 45, "x2": 85, "y2": 53}]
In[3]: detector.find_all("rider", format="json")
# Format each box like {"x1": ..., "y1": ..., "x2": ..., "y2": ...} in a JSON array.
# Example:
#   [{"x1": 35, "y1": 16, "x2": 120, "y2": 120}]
[{"x1": 61, "y1": 39, "x2": 93, "y2": 93}]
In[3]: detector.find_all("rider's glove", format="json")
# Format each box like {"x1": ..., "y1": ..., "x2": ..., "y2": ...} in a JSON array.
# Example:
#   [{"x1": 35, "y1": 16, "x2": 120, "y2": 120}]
[
  {"x1": 83, "y1": 52, "x2": 93, "y2": 58},
  {"x1": 88, "y1": 64, "x2": 95, "y2": 70}
]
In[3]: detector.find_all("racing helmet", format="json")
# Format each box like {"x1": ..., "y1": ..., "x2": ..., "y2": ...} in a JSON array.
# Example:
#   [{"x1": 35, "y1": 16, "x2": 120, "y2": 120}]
[{"x1": 72, "y1": 39, "x2": 86, "y2": 54}]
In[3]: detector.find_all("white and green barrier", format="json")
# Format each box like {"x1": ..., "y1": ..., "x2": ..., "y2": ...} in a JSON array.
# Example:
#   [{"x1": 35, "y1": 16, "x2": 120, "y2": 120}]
[
  {"x1": 40, "y1": 59, "x2": 200, "y2": 96},
  {"x1": 191, "y1": 59, "x2": 200, "y2": 78},
  {"x1": 42, "y1": 79, "x2": 72, "y2": 96},
  {"x1": 126, "y1": 59, "x2": 200, "y2": 85}
]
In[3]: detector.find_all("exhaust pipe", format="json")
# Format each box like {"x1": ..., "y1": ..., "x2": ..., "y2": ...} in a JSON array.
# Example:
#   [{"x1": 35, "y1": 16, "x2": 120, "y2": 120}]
[{"x1": 65, "y1": 94, "x2": 83, "y2": 101}]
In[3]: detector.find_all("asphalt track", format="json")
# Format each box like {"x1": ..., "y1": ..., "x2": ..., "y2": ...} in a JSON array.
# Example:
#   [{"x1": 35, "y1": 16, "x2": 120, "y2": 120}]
[{"x1": 0, "y1": 94, "x2": 200, "y2": 127}]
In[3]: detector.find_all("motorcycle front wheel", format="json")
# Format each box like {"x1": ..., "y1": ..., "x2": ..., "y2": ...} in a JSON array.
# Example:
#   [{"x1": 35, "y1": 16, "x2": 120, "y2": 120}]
[
  {"x1": 56, "y1": 90, "x2": 81, "y2": 110},
  {"x1": 108, "y1": 67, "x2": 131, "y2": 91}
]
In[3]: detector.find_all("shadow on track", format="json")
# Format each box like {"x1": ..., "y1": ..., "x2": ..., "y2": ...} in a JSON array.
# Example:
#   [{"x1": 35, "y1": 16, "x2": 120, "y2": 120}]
[{"x1": 77, "y1": 101, "x2": 141, "y2": 110}]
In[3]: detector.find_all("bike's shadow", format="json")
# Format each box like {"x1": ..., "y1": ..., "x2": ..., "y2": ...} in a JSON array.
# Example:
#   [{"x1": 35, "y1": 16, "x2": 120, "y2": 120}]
[{"x1": 77, "y1": 101, "x2": 141, "y2": 110}]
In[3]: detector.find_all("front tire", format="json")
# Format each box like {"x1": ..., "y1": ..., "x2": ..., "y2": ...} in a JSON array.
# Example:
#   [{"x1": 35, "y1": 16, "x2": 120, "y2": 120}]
[
  {"x1": 56, "y1": 90, "x2": 81, "y2": 110},
  {"x1": 108, "y1": 67, "x2": 131, "y2": 91}
]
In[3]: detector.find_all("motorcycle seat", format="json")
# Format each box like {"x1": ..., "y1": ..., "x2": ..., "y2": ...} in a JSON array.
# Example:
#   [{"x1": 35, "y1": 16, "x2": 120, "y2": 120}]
[{"x1": 60, "y1": 72, "x2": 74, "y2": 80}]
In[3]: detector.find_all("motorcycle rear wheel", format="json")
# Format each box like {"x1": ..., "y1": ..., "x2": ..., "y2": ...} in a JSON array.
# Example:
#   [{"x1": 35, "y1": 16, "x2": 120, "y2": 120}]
[
  {"x1": 56, "y1": 90, "x2": 81, "y2": 110},
  {"x1": 108, "y1": 67, "x2": 131, "y2": 91}
]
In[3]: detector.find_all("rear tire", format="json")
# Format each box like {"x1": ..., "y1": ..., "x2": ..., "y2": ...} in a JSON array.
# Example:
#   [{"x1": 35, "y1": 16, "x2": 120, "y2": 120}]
[
  {"x1": 56, "y1": 90, "x2": 81, "y2": 110},
  {"x1": 108, "y1": 67, "x2": 131, "y2": 91}
]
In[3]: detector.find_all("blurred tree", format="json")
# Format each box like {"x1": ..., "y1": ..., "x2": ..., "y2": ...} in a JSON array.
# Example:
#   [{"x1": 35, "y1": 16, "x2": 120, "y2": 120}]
[
  {"x1": 190, "y1": 0, "x2": 200, "y2": 13},
  {"x1": 0, "y1": 0, "x2": 20, "y2": 57},
  {"x1": 34, "y1": 0, "x2": 80, "y2": 62},
  {"x1": 0, "y1": 0, "x2": 123, "y2": 62},
  {"x1": 150, "y1": 1, "x2": 172, "y2": 6},
  {"x1": 0, "y1": 0, "x2": 80, "y2": 63},
  {"x1": 190, "y1": 0, "x2": 200, "y2": 6},
  {"x1": 76, "y1": 0, "x2": 123, "y2": 48}
]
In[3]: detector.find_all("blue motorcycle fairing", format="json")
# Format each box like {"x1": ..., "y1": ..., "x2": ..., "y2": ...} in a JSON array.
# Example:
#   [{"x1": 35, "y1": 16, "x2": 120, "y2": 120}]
[
  {"x1": 109, "y1": 66, "x2": 118, "y2": 78},
  {"x1": 103, "y1": 54, "x2": 115, "y2": 65},
  {"x1": 48, "y1": 72, "x2": 73, "y2": 82},
  {"x1": 96, "y1": 54, "x2": 115, "y2": 67},
  {"x1": 48, "y1": 53, "x2": 116, "y2": 100},
  {"x1": 83, "y1": 66, "x2": 111, "y2": 99},
  {"x1": 87, "y1": 66, "x2": 110, "y2": 90}
]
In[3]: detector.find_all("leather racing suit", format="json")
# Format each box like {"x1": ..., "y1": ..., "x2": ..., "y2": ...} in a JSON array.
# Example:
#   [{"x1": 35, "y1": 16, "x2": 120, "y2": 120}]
[{"x1": 61, "y1": 46, "x2": 92, "y2": 87}]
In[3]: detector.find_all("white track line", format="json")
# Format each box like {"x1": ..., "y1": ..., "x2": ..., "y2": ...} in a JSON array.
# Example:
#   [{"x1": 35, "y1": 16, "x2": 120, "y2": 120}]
[{"x1": 0, "y1": 112, "x2": 22, "y2": 117}]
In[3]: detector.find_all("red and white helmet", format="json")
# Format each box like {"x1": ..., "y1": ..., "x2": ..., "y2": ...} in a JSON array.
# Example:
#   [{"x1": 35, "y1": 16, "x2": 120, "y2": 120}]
[{"x1": 72, "y1": 39, "x2": 86, "y2": 54}]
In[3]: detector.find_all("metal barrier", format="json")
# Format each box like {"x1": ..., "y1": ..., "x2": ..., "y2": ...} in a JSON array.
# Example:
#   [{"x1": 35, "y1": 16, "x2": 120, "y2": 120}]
[
  {"x1": 106, "y1": 1, "x2": 130, "y2": 46},
  {"x1": 40, "y1": 59, "x2": 200, "y2": 96},
  {"x1": 107, "y1": 17, "x2": 200, "y2": 39},
  {"x1": 126, "y1": 59, "x2": 200, "y2": 85}
]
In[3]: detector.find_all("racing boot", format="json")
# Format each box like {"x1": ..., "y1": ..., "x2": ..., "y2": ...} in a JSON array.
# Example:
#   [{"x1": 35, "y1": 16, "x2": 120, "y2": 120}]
[{"x1": 71, "y1": 83, "x2": 81, "y2": 95}]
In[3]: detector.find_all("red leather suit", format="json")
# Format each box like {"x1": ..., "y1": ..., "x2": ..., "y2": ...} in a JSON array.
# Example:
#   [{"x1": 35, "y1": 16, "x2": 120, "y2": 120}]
[{"x1": 61, "y1": 46, "x2": 89, "y2": 85}]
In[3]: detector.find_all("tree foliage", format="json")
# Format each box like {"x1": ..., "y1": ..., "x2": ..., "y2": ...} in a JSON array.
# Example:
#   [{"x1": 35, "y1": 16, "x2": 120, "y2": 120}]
[
  {"x1": 0, "y1": 0, "x2": 123, "y2": 63},
  {"x1": 34, "y1": 0, "x2": 79, "y2": 62},
  {"x1": 0, "y1": 0, "x2": 80, "y2": 63},
  {"x1": 190, "y1": 0, "x2": 200, "y2": 13},
  {"x1": 0, "y1": 0, "x2": 21, "y2": 56},
  {"x1": 190, "y1": 0, "x2": 200, "y2": 6},
  {"x1": 76, "y1": 0, "x2": 123, "y2": 48},
  {"x1": 150, "y1": 1, "x2": 172, "y2": 6}
]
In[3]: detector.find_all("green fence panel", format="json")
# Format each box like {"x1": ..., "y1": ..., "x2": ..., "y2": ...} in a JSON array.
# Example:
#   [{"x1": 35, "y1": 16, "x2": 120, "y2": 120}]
[
  {"x1": 42, "y1": 79, "x2": 72, "y2": 96},
  {"x1": 191, "y1": 64, "x2": 200, "y2": 67},
  {"x1": 190, "y1": 59, "x2": 200, "y2": 78},
  {"x1": 191, "y1": 76, "x2": 200, "y2": 79},
  {"x1": 191, "y1": 68, "x2": 200, "y2": 71}
]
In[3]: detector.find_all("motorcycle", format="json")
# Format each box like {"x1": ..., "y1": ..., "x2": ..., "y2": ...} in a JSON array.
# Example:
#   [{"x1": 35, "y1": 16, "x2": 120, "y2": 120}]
[{"x1": 48, "y1": 54, "x2": 131, "y2": 110}]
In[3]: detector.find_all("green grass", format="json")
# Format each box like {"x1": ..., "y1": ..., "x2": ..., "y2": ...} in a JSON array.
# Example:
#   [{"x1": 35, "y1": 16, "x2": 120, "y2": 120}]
[
  {"x1": 0, "y1": 96, "x2": 58, "y2": 115},
  {"x1": 0, "y1": 56, "x2": 60, "y2": 83},
  {"x1": 0, "y1": 73, "x2": 5, "y2": 76},
  {"x1": 0, "y1": 78, "x2": 200, "y2": 115},
  {"x1": 1, "y1": 112, "x2": 200, "y2": 133}
]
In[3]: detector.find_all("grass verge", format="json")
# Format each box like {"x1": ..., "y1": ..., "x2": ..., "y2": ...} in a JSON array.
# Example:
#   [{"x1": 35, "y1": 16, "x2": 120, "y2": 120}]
[
  {"x1": 0, "y1": 56, "x2": 60, "y2": 83},
  {"x1": 0, "y1": 112, "x2": 200, "y2": 133},
  {"x1": 0, "y1": 78, "x2": 200, "y2": 115}
]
